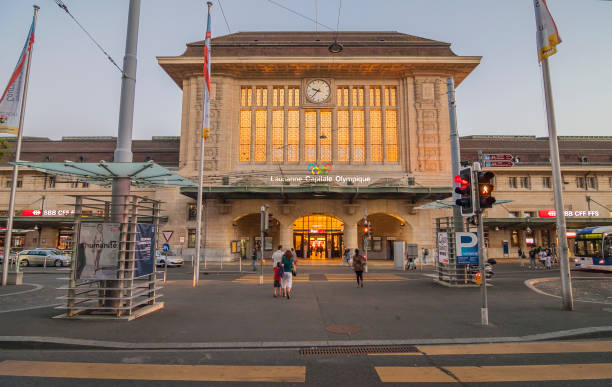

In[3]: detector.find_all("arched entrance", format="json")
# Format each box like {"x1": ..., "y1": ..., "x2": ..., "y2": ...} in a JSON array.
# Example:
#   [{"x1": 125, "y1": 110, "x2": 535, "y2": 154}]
[
  {"x1": 293, "y1": 215, "x2": 344, "y2": 259},
  {"x1": 234, "y1": 213, "x2": 280, "y2": 259}
]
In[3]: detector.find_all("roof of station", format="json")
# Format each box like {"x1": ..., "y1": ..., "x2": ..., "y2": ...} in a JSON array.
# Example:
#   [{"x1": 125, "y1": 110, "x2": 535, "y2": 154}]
[
  {"x1": 182, "y1": 31, "x2": 457, "y2": 57},
  {"x1": 158, "y1": 31, "x2": 481, "y2": 87}
]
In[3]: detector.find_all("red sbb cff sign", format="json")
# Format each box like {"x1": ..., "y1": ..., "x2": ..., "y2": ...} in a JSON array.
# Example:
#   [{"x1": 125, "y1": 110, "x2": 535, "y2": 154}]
[
  {"x1": 22, "y1": 209, "x2": 43, "y2": 217},
  {"x1": 485, "y1": 154, "x2": 513, "y2": 161},
  {"x1": 538, "y1": 210, "x2": 556, "y2": 218}
]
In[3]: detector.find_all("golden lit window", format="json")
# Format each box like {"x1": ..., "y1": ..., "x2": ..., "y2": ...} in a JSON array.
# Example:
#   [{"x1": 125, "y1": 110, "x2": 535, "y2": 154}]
[
  {"x1": 304, "y1": 111, "x2": 316, "y2": 162},
  {"x1": 370, "y1": 109, "x2": 382, "y2": 162},
  {"x1": 247, "y1": 88, "x2": 252, "y2": 107},
  {"x1": 351, "y1": 87, "x2": 364, "y2": 107},
  {"x1": 353, "y1": 110, "x2": 365, "y2": 162},
  {"x1": 241, "y1": 87, "x2": 247, "y2": 107},
  {"x1": 337, "y1": 87, "x2": 349, "y2": 107},
  {"x1": 272, "y1": 110, "x2": 284, "y2": 162},
  {"x1": 239, "y1": 110, "x2": 251, "y2": 161},
  {"x1": 287, "y1": 110, "x2": 299, "y2": 162},
  {"x1": 369, "y1": 86, "x2": 381, "y2": 107},
  {"x1": 272, "y1": 87, "x2": 284, "y2": 107},
  {"x1": 255, "y1": 87, "x2": 267, "y2": 107},
  {"x1": 385, "y1": 86, "x2": 397, "y2": 107},
  {"x1": 320, "y1": 111, "x2": 332, "y2": 162},
  {"x1": 337, "y1": 110, "x2": 349, "y2": 162},
  {"x1": 287, "y1": 87, "x2": 299, "y2": 107},
  {"x1": 386, "y1": 109, "x2": 398, "y2": 162},
  {"x1": 293, "y1": 215, "x2": 344, "y2": 232},
  {"x1": 254, "y1": 110, "x2": 267, "y2": 162}
]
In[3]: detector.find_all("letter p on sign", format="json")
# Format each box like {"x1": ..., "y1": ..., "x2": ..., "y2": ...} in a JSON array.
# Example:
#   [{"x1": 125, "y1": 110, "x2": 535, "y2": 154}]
[{"x1": 456, "y1": 232, "x2": 478, "y2": 258}]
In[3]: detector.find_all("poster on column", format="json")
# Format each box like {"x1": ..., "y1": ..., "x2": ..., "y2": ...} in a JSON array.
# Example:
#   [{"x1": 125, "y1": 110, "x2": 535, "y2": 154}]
[
  {"x1": 437, "y1": 232, "x2": 449, "y2": 264},
  {"x1": 135, "y1": 224, "x2": 155, "y2": 277},
  {"x1": 76, "y1": 223, "x2": 120, "y2": 280}
]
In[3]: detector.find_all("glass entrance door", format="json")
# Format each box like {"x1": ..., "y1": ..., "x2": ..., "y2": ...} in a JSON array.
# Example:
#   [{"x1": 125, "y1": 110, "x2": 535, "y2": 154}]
[{"x1": 292, "y1": 215, "x2": 344, "y2": 259}]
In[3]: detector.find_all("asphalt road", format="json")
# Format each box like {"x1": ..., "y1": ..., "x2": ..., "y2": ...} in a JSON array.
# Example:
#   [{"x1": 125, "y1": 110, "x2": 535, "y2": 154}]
[{"x1": 0, "y1": 340, "x2": 610, "y2": 386}]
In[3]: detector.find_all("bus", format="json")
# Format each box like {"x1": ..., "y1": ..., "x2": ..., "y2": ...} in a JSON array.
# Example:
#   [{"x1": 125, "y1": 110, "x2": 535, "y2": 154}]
[{"x1": 574, "y1": 226, "x2": 612, "y2": 272}]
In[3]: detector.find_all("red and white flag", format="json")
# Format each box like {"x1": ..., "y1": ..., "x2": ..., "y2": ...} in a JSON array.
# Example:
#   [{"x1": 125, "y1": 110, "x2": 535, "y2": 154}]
[
  {"x1": 533, "y1": 0, "x2": 561, "y2": 62},
  {"x1": 0, "y1": 17, "x2": 36, "y2": 135},
  {"x1": 201, "y1": 6, "x2": 212, "y2": 139}
]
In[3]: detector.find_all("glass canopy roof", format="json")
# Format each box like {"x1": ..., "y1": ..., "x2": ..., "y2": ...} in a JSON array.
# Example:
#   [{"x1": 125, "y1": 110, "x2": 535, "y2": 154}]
[{"x1": 12, "y1": 161, "x2": 197, "y2": 188}]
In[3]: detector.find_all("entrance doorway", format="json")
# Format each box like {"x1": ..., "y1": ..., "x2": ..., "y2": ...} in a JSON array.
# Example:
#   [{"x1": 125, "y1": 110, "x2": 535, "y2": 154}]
[{"x1": 293, "y1": 215, "x2": 344, "y2": 259}]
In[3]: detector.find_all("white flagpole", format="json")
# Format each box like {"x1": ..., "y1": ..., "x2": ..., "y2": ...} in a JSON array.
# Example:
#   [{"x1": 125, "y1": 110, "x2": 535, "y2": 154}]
[
  {"x1": 533, "y1": 0, "x2": 573, "y2": 310},
  {"x1": 541, "y1": 57, "x2": 573, "y2": 310},
  {"x1": 2, "y1": 5, "x2": 39, "y2": 287},
  {"x1": 194, "y1": 1, "x2": 212, "y2": 287}
]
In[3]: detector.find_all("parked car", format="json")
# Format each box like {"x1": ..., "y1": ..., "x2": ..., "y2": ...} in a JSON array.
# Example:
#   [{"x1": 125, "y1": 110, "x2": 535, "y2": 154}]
[
  {"x1": 155, "y1": 250, "x2": 184, "y2": 267},
  {"x1": 18, "y1": 249, "x2": 72, "y2": 267}
]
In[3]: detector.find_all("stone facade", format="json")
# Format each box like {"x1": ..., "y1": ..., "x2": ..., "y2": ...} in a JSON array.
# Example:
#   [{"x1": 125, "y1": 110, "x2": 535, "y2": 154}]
[{"x1": 2, "y1": 32, "x2": 611, "y2": 262}]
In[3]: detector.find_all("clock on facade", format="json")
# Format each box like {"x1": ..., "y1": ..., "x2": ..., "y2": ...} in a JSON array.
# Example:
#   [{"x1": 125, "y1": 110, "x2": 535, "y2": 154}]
[{"x1": 305, "y1": 79, "x2": 331, "y2": 103}]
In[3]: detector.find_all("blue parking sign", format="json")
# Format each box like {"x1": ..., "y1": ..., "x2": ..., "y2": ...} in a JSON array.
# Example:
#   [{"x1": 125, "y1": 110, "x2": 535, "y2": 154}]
[
  {"x1": 456, "y1": 232, "x2": 479, "y2": 265},
  {"x1": 162, "y1": 243, "x2": 170, "y2": 253}
]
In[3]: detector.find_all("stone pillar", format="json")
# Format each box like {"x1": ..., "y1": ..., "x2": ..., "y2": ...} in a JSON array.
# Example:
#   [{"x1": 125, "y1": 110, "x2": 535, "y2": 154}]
[
  {"x1": 279, "y1": 223, "x2": 292, "y2": 251},
  {"x1": 344, "y1": 222, "x2": 358, "y2": 252},
  {"x1": 203, "y1": 220, "x2": 233, "y2": 262}
]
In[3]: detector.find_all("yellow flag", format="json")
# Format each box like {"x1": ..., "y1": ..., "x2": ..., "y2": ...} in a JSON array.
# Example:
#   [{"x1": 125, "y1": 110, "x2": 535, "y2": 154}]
[{"x1": 534, "y1": 0, "x2": 562, "y2": 62}]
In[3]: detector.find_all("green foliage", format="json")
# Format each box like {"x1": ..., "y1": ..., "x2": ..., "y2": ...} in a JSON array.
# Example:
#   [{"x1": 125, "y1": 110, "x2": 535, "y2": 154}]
[{"x1": 0, "y1": 137, "x2": 10, "y2": 161}]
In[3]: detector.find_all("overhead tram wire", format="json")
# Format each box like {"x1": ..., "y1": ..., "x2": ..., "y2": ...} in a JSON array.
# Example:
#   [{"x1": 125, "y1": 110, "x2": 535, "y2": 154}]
[
  {"x1": 267, "y1": 0, "x2": 334, "y2": 31},
  {"x1": 53, "y1": 0, "x2": 125, "y2": 76},
  {"x1": 217, "y1": 0, "x2": 232, "y2": 34}
]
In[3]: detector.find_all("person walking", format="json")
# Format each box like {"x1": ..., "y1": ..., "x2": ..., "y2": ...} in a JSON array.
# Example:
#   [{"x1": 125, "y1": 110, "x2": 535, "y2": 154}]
[
  {"x1": 273, "y1": 262, "x2": 283, "y2": 297},
  {"x1": 538, "y1": 248, "x2": 547, "y2": 269},
  {"x1": 352, "y1": 248, "x2": 367, "y2": 287},
  {"x1": 341, "y1": 248, "x2": 350, "y2": 266},
  {"x1": 529, "y1": 249, "x2": 536, "y2": 270},
  {"x1": 272, "y1": 245, "x2": 283, "y2": 267},
  {"x1": 518, "y1": 248, "x2": 524, "y2": 267},
  {"x1": 251, "y1": 246, "x2": 258, "y2": 272},
  {"x1": 281, "y1": 250, "x2": 295, "y2": 299}
]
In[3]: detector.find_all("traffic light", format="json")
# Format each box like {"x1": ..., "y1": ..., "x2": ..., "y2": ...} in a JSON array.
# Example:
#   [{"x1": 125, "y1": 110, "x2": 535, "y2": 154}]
[
  {"x1": 202, "y1": 128, "x2": 210, "y2": 139},
  {"x1": 454, "y1": 166, "x2": 474, "y2": 216},
  {"x1": 477, "y1": 171, "x2": 496, "y2": 209},
  {"x1": 367, "y1": 221, "x2": 373, "y2": 238},
  {"x1": 363, "y1": 221, "x2": 372, "y2": 238},
  {"x1": 264, "y1": 211, "x2": 273, "y2": 230}
]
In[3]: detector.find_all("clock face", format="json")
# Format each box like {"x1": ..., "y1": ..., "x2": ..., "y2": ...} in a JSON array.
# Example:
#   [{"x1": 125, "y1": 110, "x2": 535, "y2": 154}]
[{"x1": 306, "y1": 79, "x2": 331, "y2": 103}]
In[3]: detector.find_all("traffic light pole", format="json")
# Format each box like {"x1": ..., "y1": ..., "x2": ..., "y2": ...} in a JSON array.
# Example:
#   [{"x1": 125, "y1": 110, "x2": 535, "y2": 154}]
[
  {"x1": 473, "y1": 165, "x2": 489, "y2": 325},
  {"x1": 447, "y1": 78, "x2": 464, "y2": 233}
]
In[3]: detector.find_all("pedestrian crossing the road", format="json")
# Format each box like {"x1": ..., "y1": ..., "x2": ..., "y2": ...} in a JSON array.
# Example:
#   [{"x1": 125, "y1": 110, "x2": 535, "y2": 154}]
[{"x1": 233, "y1": 273, "x2": 407, "y2": 283}]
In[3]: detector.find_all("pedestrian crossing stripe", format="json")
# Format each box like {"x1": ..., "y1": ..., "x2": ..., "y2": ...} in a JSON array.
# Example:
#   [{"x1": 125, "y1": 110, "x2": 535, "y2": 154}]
[
  {"x1": 376, "y1": 363, "x2": 612, "y2": 383},
  {"x1": 0, "y1": 361, "x2": 306, "y2": 383},
  {"x1": 233, "y1": 274, "x2": 406, "y2": 283}
]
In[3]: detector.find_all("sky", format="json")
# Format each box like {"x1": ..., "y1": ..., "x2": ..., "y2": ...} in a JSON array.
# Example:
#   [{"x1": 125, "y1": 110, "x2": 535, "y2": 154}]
[{"x1": 1, "y1": 0, "x2": 611, "y2": 140}]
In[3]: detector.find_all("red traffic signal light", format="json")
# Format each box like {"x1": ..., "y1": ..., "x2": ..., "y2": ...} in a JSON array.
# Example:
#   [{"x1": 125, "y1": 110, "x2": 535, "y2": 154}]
[
  {"x1": 477, "y1": 171, "x2": 496, "y2": 209},
  {"x1": 454, "y1": 166, "x2": 474, "y2": 216}
]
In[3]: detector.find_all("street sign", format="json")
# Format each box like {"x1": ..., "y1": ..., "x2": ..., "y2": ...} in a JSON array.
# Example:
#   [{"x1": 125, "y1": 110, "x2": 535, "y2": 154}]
[
  {"x1": 162, "y1": 230, "x2": 173, "y2": 242},
  {"x1": 162, "y1": 243, "x2": 170, "y2": 253},
  {"x1": 484, "y1": 160, "x2": 514, "y2": 167},
  {"x1": 484, "y1": 153, "x2": 512, "y2": 161},
  {"x1": 456, "y1": 232, "x2": 479, "y2": 265}
]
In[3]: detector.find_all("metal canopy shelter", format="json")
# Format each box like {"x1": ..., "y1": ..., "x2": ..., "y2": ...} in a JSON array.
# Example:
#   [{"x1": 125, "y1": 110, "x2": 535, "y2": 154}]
[
  {"x1": 179, "y1": 185, "x2": 452, "y2": 201},
  {"x1": 483, "y1": 217, "x2": 612, "y2": 229},
  {"x1": 415, "y1": 199, "x2": 513, "y2": 210},
  {"x1": 12, "y1": 161, "x2": 196, "y2": 188}
]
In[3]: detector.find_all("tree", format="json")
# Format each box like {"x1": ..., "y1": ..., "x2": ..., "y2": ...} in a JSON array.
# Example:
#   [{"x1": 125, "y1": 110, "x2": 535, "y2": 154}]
[{"x1": 0, "y1": 115, "x2": 11, "y2": 161}]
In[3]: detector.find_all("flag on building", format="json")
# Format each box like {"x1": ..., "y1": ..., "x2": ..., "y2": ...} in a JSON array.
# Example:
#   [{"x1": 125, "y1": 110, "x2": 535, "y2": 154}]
[
  {"x1": 201, "y1": 7, "x2": 212, "y2": 139},
  {"x1": 533, "y1": 0, "x2": 561, "y2": 62},
  {"x1": 0, "y1": 17, "x2": 36, "y2": 135}
]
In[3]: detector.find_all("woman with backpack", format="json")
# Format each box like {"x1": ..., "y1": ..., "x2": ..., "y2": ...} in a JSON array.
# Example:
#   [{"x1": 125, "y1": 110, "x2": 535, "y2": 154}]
[
  {"x1": 281, "y1": 250, "x2": 295, "y2": 299},
  {"x1": 352, "y1": 248, "x2": 367, "y2": 287}
]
